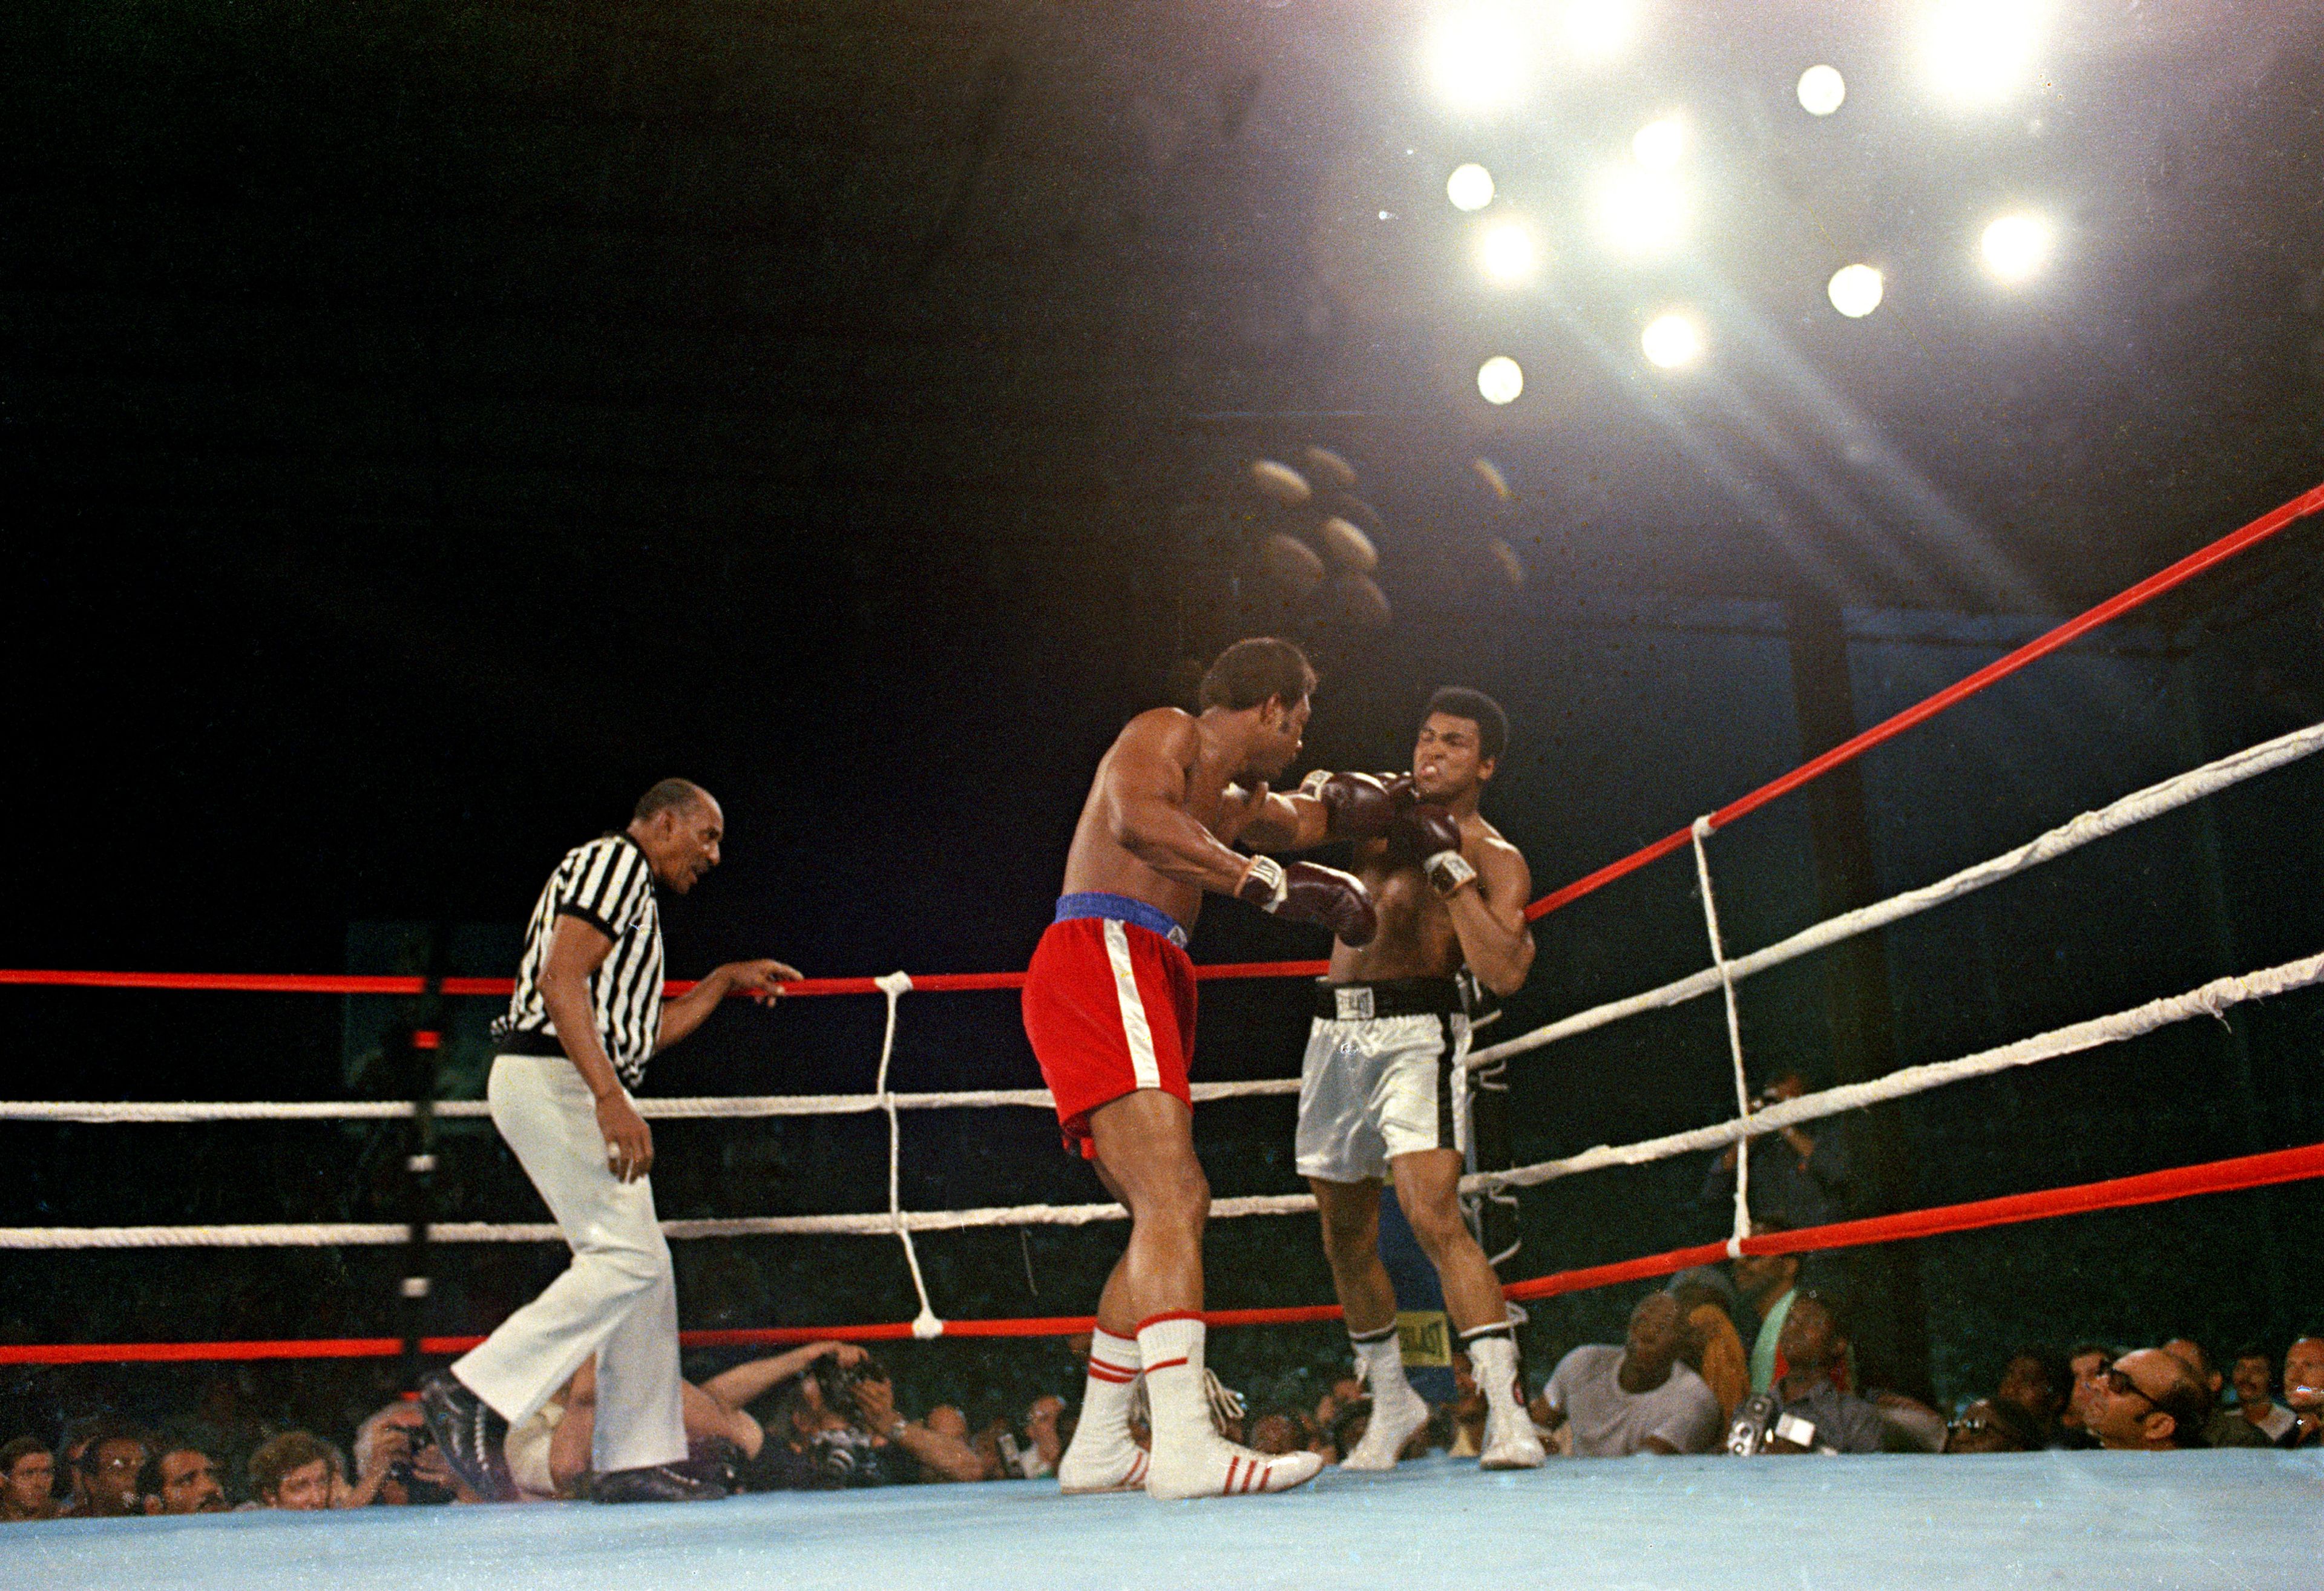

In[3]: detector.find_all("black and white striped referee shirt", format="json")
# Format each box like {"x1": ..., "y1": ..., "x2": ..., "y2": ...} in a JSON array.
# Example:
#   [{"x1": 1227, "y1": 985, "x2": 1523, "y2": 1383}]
[{"x1": 493, "y1": 833, "x2": 665, "y2": 1089}]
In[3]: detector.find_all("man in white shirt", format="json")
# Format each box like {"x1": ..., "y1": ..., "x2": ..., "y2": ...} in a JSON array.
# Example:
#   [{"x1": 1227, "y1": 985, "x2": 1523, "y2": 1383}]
[{"x1": 1541, "y1": 1293, "x2": 1723, "y2": 1457}]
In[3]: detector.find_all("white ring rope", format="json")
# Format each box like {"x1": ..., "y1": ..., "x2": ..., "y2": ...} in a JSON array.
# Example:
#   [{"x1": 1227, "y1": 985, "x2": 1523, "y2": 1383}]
[
  {"x1": 1470, "y1": 717, "x2": 2324, "y2": 1067},
  {"x1": 0, "y1": 1078, "x2": 1303, "y2": 1125},
  {"x1": 1459, "y1": 949, "x2": 2324, "y2": 1195},
  {"x1": 1690, "y1": 815, "x2": 1755, "y2": 1253},
  {"x1": 0, "y1": 728, "x2": 2317, "y2": 1259},
  {"x1": 1, "y1": 951, "x2": 2313, "y2": 1248}
]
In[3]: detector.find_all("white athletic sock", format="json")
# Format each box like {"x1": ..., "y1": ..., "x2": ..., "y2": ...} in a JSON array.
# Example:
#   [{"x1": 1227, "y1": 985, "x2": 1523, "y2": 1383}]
[
  {"x1": 1463, "y1": 1324, "x2": 1526, "y2": 1419},
  {"x1": 1136, "y1": 1312, "x2": 1213, "y2": 1452},
  {"x1": 1080, "y1": 1327, "x2": 1141, "y2": 1437},
  {"x1": 1350, "y1": 1323, "x2": 1417, "y2": 1405}
]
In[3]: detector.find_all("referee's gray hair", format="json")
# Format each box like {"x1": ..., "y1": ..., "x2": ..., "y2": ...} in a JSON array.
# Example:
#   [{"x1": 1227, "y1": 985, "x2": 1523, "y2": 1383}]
[{"x1": 633, "y1": 778, "x2": 711, "y2": 823}]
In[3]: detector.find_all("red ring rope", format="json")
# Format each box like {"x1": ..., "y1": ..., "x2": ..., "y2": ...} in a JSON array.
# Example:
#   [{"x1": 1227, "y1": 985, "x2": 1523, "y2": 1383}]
[{"x1": 6, "y1": 1139, "x2": 2316, "y2": 1365}]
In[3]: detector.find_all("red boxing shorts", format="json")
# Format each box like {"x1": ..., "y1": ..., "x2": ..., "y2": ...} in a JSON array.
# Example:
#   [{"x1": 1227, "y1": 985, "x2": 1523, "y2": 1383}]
[{"x1": 1022, "y1": 893, "x2": 1198, "y2": 1158}]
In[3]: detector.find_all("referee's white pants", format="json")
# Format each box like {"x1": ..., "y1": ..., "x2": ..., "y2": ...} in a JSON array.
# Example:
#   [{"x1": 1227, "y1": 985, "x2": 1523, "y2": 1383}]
[{"x1": 451, "y1": 1055, "x2": 686, "y2": 1474}]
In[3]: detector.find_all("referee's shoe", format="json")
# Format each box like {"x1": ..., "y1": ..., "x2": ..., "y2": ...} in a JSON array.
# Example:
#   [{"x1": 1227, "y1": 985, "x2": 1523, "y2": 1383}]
[{"x1": 418, "y1": 1371, "x2": 516, "y2": 1501}]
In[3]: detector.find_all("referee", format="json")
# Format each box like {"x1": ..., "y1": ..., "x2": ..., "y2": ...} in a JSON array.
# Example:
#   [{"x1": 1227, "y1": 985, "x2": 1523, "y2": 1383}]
[{"x1": 421, "y1": 778, "x2": 798, "y2": 1504}]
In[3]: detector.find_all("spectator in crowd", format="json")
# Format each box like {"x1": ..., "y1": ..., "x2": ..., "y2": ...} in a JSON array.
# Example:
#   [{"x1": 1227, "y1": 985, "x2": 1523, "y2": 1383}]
[
  {"x1": 1, "y1": 1437, "x2": 59, "y2": 1522},
  {"x1": 76, "y1": 1429, "x2": 153, "y2": 1519},
  {"x1": 2083, "y1": 1348, "x2": 2210, "y2": 1451},
  {"x1": 138, "y1": 1438, "x2": 228, "y2": 1515},
  {"x1": 1992, "y1": 1349, "x2": 2069, "y2": 1448},
  {"x1": 56, "y1": 1415, "x2": 110, "y2": 1515},
  {"x1": 1762, "y1": 1293, "x2": 1886, "y2": 1455},
  {"x1": 2282, "y1": 1336, "x2": 2323, "y2": 1449},
  {"x1": 1732, "y1": 1218, "x2": 1804, "y2": 1396},
  {"x1": 2208, "y1": 1345, "x2": 2296, "y2": 1449},
  {"x1": 1022, "y1": 1395, "x2": 1068, "y2": 1478},
  {"x1": 1667, "y1": 1267, "x2": 1749, "y2": 1423},
  {"x1": 1699, "y1": 1072, "x2": 1850, "y2": 1232},
  {"x1": 1247, "y1": 1409, "x2": 1305, "y2": 1457},
  {"x1": 2161, "y1": 1339, "x2": 2223, "y2": 1429},
  {"x1": 1943, "y1": 1397, "x2": 2040, "y2": 1454},
  {"x1": 249, "y1": 1431, "x2": 340, "y2": 1509},
  {"x1": 2058, "y1": 1342, "x2": 2112, "y2": 1448},
  {"x1": 1540, "y1": 1293, "x2": 1724, "y2": 1457}
]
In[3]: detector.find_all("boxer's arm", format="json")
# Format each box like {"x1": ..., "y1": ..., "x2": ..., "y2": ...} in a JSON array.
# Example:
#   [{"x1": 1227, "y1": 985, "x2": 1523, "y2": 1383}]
[
  {"x1": 539, "y1": 917, "x2": 656, "y2": 1180},
  {"x1": 1443, "y1": 836, "x2": 1535, "y2": 997},
  {"x1": 1103, "y1": 716, "x2": 1272, "y2": 894},
  {"x1": 1228, "y1": 787, "x2": 1331, "y2": 853}
]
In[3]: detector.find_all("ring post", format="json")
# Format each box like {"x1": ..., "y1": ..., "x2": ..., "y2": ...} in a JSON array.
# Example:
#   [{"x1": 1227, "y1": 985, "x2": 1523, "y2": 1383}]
[{"x1": 399, "y1": 945, "x2": 445, "y2": 1390}]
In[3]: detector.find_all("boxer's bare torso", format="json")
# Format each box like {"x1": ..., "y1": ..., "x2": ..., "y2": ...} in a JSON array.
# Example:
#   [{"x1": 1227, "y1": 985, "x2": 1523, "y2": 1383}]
[
  {"x1": 1062, "y1": 707, "x2": 1298, "y2": 929},
  {"x1": 1327, "y1": 809, "x2": 1525, "y2": 985}
]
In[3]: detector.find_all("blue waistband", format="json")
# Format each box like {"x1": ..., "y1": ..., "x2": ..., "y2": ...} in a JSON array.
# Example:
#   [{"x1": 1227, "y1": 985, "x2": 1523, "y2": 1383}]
[{"x1": 1055, "y1": 891, "x2": 1190, "y2": 950}]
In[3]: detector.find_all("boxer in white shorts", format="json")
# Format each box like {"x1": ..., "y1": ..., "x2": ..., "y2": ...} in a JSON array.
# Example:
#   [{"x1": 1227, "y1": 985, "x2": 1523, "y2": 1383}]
[{"x1": 1293, "y1": 687, "x2": 1546, "y2": 1471}]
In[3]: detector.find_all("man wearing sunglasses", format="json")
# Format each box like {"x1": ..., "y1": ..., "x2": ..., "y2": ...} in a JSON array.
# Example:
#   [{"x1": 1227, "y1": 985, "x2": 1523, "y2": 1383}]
[{"x1": 2083, "y1": 1348, "x2": 2211, "y2": 1451}]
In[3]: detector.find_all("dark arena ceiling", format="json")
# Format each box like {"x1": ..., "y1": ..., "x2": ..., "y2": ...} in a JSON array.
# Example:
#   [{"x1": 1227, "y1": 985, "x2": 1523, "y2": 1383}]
[{"x1": 4, "y1": 1, "x2": 2321, "y2": 839}]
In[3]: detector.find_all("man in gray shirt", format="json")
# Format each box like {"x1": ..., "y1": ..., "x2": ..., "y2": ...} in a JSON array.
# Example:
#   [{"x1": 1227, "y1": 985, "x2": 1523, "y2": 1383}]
[{"x1": 1541, "y1": 1293, "x2": 1724, "y2": 1456}]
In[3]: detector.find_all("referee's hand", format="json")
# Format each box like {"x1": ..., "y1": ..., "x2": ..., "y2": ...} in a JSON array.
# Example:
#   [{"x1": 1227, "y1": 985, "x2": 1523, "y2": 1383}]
[
  {"x1": 597, "y1": 1094, "x2": 654, "y2": 1183},
  {"x1": 727, "y1": 958, "x2": 804, "y2": 1005}
]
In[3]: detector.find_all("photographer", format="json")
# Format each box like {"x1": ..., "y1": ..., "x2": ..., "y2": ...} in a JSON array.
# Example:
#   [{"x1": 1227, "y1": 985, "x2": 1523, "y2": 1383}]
[
  {"x1": 815, "y1": 1354, "x2": 988, "y2": 1485},
  {"x1": 1728, "y1": 1292, "x2": 1885, "y2": 1455},
  {"x1": 1699, "y1": 1071, "x2": 1850, "y2": 1232}
]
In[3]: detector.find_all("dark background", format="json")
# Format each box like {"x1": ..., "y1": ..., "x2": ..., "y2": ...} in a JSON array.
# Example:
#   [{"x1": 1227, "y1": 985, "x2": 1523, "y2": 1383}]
[{"x1": 3, "y1": 0, "x2": 2322, "y2": 1443}]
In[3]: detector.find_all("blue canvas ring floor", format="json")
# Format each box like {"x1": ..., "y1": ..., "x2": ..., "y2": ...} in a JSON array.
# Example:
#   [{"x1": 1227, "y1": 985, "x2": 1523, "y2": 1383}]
[{"x1": 8, "y1": 1450, "x2": 2320, "y2": 1591}]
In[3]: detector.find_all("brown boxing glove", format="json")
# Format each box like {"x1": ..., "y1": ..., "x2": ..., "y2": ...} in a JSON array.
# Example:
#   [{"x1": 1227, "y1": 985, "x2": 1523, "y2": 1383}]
[
  {"x1": 1296, "y1": 770, "x2": 1411, "y2": 841},
  {"x1": 1237, "y1": 855, "x2": 1379, "y2": 946},
  {"x1": 1389, "y1": 805, "x2": 1478, "y2": 899}
]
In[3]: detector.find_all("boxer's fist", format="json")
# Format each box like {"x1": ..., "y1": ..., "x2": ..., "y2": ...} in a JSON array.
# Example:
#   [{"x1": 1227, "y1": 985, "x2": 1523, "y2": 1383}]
[
  {"x1": 1390, "y1": 805, "x2": 1479, "y2": 898},
  {"x1": 1296, "y1": 770, "x2": 1410, "y2": 840},
  {"x1": 1238, "y1": 856, "x2": 1379, "y2": 946}
]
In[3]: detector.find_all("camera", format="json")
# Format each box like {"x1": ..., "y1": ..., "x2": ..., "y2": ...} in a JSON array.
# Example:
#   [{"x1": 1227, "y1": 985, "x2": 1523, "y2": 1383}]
[{"x1": 810, "y1": 1350, "x2": 889, "y2": 1409}]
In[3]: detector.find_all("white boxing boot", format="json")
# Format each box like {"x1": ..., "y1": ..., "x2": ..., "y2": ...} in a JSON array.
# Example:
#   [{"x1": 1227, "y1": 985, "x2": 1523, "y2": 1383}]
[
  {"x1": 1057, "y1": 1327, "x2": 1151, "y2": 1494},
  {"x1": 1339, "y1": 1323, "x2": 1430, "y2": 1471},
  {"x1": 1138, "y1": 1313, "x2": 1325, "y2": 1501},
  {"x1": 1466, "y1": 1328, "x2": 1546, "y2": 1469}
]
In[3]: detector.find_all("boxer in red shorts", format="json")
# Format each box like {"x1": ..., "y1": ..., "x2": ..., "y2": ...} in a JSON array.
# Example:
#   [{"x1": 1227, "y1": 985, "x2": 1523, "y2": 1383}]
[{"x1": 1023, "y1": 637, "x2": 1380, "y2": 1501}]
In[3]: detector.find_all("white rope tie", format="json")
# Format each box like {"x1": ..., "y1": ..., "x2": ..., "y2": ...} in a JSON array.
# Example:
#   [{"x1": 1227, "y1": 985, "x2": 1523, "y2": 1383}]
[
  {"x1": 1690, "y1": 815, "x2": 1754, "y2": 1253},
  {"x1": 871, "y1": 971, "x2": 942, "y2": 1339}
]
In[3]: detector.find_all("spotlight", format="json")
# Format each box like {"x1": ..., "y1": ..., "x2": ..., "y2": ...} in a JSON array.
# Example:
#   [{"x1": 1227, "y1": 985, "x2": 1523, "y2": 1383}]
[
  {"x1": 1446, "y1": 163, "x2": 1497, "y2": 212},
  {"x1": 1479, "y1": 221, "x2": 1537, "y2": 284},
  {"x1": 1557, "y1": 0, "x2": 1634, "y2": 62},
  {"x1": 1477, "y1": 355, "x2": 1525, "y2": 404},
  {"x1": 1827, "y1": 263, "x2": 1884, "y2": 317},
  {"x1": 1979, "y1": 212, "x2": 2052, "y2": 281},
  {"x1": 1592, "y1": 168, "x2": 1686, "y2": 255},
  {"x1": 1641, "y1": 312, "x2": 1704, "y2": 370},
  {"x1": 1631, "y1": 115, "x2": 1686, "y2": 172},
  {"x1": 1426, "y1": 7, "x2": 1529, "y2": 113},
  {"x1": 1921, "y1": 1, "x2": 2044, "y2": 107},
  {"x1": 1797, "y1": 64, "x2": 1846, "y2": 116}
]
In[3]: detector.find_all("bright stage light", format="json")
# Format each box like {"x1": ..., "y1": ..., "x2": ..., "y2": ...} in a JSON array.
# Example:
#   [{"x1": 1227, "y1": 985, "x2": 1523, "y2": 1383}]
[
  {"x1": 1827, "y1": 263, "x2": 1884, "y2": 317},
  {"x1": 1631, "y1": 114, "x2": 1686, "y2": 172},
  {"x1": 1592, "y1": 168, "x2": 1686, "y2": 255},
  {"x1": 1641, "y1": 312, "x2": 1704, "y2": 370},
  {"x1": 1920, "y1": 1, "x2": 2044, "y2": 106},
  {"x1": 1477, "y1": 355, "x2": 1525, "y2": 404},
  {"x1": 1426, "y1": 7, "x2": 1529, "y2": 113},
  {"x1": 1478, "y1": 221, "x2": 1537, "y2": 284},
  {"x1": 1446, "y1": 163, "x2": 1497, "y2": 212},
  {"x1": 1557, "y1": 0, "x2": 1634, "y2": 62},
  {"x1": 1797, "y1": 64, "x2": 1846, "y2": 116},
  {"x1": 1979, "y1": 212, "x2": 2052, "y2": 281}
]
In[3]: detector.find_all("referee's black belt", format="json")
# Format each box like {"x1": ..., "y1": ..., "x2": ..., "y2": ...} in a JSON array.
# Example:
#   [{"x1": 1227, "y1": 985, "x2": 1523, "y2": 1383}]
[
  {"x1": 1312, "y1": 976, "x2": 1466, "y2": 1022},
  {"x1": 494, "y1": 1028, "x2": 568, "y2": 1058}
]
